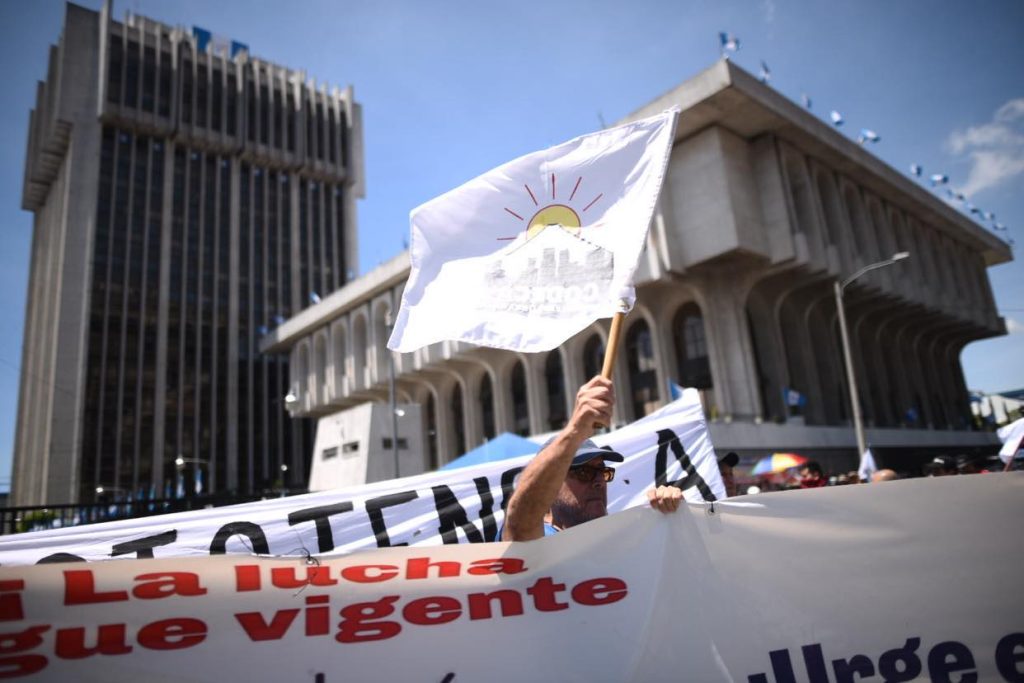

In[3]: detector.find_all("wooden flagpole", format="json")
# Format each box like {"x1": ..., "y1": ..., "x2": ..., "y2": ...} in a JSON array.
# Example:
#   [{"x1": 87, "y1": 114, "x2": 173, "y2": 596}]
[
  {"x1": 594, "y1": 303, "x2": 629, "y2": 428},
  {"x1": 600, "y1": 311, "x2": 626, "y2": 380}
]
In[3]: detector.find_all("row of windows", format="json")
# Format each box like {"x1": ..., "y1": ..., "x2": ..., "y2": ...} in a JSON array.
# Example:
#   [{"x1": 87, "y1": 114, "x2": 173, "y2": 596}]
[
  {"x1": 83, "y1": 126, "x2": 325, "y2": 501},
  {"x1": 106, "y1": 30, "x2": 348, "y2": 166}
]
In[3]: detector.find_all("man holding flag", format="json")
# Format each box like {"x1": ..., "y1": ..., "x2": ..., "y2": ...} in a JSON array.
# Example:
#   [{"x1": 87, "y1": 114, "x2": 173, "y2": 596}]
[
  {"x1": 503, "y1": 376, "x2": 684, "y2": 541},
  {"x1": 386, "y1": 109, "x2": 685, "y2": 538}
]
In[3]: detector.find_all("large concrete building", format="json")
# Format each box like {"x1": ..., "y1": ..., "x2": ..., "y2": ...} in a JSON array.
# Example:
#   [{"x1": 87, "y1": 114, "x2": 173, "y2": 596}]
[
  {"x1": 261, "y1": 60, "x2": 1010, "y2": 480},
  {"x1": 12, "y1": 3, "x2": 364, "y2": 504}
]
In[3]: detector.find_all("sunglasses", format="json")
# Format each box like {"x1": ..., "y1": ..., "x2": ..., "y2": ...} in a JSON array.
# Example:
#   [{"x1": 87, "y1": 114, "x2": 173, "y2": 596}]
[{"x1": 568, "y1": 465, "x2": 616, "y2": 484}]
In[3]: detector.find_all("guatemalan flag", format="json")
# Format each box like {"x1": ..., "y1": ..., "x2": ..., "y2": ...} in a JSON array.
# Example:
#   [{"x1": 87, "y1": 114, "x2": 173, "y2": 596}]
[{"x1": 389, "y1": 110, "x2": 679, "y2": 353}]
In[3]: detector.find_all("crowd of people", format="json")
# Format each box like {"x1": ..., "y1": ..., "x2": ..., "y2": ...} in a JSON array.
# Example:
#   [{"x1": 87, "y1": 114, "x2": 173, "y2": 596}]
[
  {"x1": 501, "y1": 377, "x2": 1016, "y2": 541},
  {"x1": 717, "y1": 452, "x2": 1011, "y2": 497}
]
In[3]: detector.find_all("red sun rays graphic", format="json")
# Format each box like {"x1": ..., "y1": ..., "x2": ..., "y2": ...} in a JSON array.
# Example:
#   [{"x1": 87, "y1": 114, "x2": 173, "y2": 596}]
[{"x1": 498, "y1": 174, "x2": 602, "y2": 241}]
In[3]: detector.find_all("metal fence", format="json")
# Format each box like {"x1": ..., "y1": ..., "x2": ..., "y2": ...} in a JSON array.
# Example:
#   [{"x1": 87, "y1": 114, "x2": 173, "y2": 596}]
[{"x1": 0, "y1": 490, "x2": 308, "y2": 536}]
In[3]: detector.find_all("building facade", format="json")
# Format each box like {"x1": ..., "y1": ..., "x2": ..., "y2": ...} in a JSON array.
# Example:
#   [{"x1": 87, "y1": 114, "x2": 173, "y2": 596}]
[
  {"x1": 13, "y1": 3, "x2": 364, "y2": 504},
  {"x1": 261, "y1": 60, "x2": 1010, "y2": 480}
]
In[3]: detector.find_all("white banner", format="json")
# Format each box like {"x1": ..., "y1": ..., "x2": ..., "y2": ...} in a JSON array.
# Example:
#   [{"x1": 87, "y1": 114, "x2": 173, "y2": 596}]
[
  {"x1": 0, "y1": 390, "x2": 720, "y2": 566},
  {"x1": 389, "y1": 109, "x2": 678, "y2": 353},
  {"x1": 0, "y1": 474, "x2": 1020, "y2": 681}
]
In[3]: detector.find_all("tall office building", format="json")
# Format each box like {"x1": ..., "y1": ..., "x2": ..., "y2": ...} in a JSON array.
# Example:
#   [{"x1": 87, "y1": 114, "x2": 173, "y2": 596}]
[{"x1": 13, "y1": 3, "x2": 364, "y2": 505}]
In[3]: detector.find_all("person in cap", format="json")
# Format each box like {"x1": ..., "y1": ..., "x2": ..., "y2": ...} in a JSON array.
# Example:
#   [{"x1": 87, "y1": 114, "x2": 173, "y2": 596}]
[
  {"x1": 926, "y1": 455, "x2": 958, "y2": 477},
  {"x1": 502, "y1": 376, "x2": 683, "y2": 541},
  {"x1": 718, "y1": 451, "x2": 739, "y2": 497}
]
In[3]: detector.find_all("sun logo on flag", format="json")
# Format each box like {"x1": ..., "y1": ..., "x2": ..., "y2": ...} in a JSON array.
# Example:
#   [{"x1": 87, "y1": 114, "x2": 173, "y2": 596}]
[{"x1": 500, "y1": 174, "x2": 603, "y2": 241}]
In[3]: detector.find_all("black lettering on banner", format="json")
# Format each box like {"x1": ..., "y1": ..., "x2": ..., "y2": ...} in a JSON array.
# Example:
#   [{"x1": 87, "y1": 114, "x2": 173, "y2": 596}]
[
  {"x1": 653, "y1": 428, "x2": 716, "y2": 501},
  {"x1": 996, "y1": 632, "x2": 1024, "y2": 682},
  {"x1": 800, "y1": 644, "x2": 829, "y2": 683},
  {"x1": 927, "y1": 641, "x2": 977, "y2": 683},
  {"x1": 287, "y1": 502, "x2": 354, "y2": 553},
  {"x1": 110, "y1": 530, "x2": 178, "y2": 559},
  {"x1": 832, "y1": 654, "x2": 875, "y2": 682},
  {"x1": 499, "y1": 466, "x2": 525, "y2": 512},
  {"x1": 209, "y1": 522, "x2": 270, "y2": 555},
  {"x1": 877, "y1": 638, "x2": 922, "y2": 683},
  {"x1": 35, "y1": 552, "x2": 87, "y2": 564},
  {"x1": 365, "y1": 491, "x2": 419, "y2": 547},
  {"x1": 750, "y1": 648, "x2": 796, "y2": 683},
  {"x1": 432, "y1": 477, "x2": 497, "y2": 544}
]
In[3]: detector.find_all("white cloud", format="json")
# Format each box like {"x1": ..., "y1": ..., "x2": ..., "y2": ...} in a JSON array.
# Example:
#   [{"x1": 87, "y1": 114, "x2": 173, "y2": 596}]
[
  {"x1": 1007, "y1": 317, "x2": 1024, "y2": 335},
  {"x1": 761, "y1": 0, "x2": 776, "y2": 24},
  {"x1": 946, "y1": 97, "x2": 1024, "y2": 197}
]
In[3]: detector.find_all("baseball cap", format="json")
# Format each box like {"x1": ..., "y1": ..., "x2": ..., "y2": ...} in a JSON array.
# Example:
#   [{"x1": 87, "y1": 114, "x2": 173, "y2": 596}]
[
  {"x1": 718, "y1": 451, "x2": 739, "y2": 467},
  {"x1": 539, "y1": 437, "x2": 625, "y2": 466}
]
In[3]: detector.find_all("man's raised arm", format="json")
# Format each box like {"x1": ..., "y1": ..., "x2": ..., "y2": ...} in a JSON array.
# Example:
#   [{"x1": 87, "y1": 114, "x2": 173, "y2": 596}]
[{"x1": 502, "y1": 376, "x2": 614, "y2": 541}]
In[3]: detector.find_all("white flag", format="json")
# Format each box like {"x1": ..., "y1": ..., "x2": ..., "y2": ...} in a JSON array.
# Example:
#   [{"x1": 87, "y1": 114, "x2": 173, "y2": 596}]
[
  {"x1": 997, "y1": 417, "x2": 1024, "y2": 463},
  {"x1": 389, "y1": 109, "x2": 679, "y2": 353},
  {"x1": 858, "y1": 447, "x2": 877, "y2": 482}
]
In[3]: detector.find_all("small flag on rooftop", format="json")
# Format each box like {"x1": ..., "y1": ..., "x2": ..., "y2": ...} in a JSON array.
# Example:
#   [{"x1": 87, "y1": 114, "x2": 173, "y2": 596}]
[
  {"x1": 857, "y1": 129, "x2": 880, "y2": 145},
  {"x1": 929, "y1": 173, "x2": 949, "y2": 186},
  {"x1": 759, "y1": 60, "x2": 772, "y2": 83},
  {"x1": 309, "y1": 292, "x2": 322, "y2": 304},
  {"x1": 719, "y1": 32, "x2": 740, "y2": 58},
  {"x1": 984, "y1": 211, "x2": 996, "y2": 221},
  {"x1": 256, "y1": 325, "x2": 268, "y2": 335},
  {"x1": 910, "y1": 163, "x2": 922, "y2": 176},
  {"x1": 994, "y1": 223, "x2": 1007, "y2": 231},
  {"x1": 830, "y1": 110, "x2": 844, "y2": 126},
  {"x1": 801, "y1": 93, "x2": 812, "y2": 110},
  {"x1": 967, "y1": 203, "x2": 981, "y2": 215},
  {"x1": 272, "y1": 315, "x2": 286, "y2": 325}
]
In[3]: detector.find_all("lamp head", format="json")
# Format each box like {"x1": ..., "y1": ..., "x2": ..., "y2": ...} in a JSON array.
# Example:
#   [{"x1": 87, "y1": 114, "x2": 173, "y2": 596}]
[{"x1": 891, "y1": 251, "x2": 910, "y2": 261}]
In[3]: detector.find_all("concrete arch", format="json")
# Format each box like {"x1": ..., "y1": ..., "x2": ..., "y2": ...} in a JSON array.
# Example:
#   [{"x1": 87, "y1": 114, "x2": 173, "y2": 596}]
[
  {"x1": 329, "y1": 318, "x2": 349, "y2": 399},
  {"x1": 370, "y1": 296, "x2": 392, "y2": 386},
  {"x1": 540, "y1": 348, "x2": 570, "y2": 433},
  {"x1": 312, "y1": 330, "x2": 328, "y2": 407},
  {"x1": 623, "y1": 304, "x2": 663, "y2": 421},
  {"x1": 294, "y1": 340, "x2": 311, "y2": 412},
  {"x1": 350, "y1": 309, "x2": 369, "y2": 391}
]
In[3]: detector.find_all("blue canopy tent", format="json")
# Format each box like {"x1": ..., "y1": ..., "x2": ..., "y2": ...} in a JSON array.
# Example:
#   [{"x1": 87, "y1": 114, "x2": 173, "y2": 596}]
[{"x1": 439, "y1": 432, "x2": 540, "y2": 471}]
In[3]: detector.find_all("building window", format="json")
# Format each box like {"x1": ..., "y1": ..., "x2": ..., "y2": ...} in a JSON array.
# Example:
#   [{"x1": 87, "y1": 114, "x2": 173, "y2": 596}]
[
  {"x1": 510, "y1": 361, "x2": 529, "y2": 436},
  {"x1": 582, "y1": 334, "x2": 604, "y2": 381},
  {"x1": 425, "y1": 393, "x2": 438, "y2": 469},
  {"x1": 450, "y1": 383, "x2": 466, "y2": 456},
  {"x1": 545, "y1": 351, "x2": 567, "y2": 431},
  {"x1": 673, "y1": 304, "x2": 712, "y2": 389},
  {"x1": 322, "y1": 447, "x2": 338, "y2": 460},
  {"x1": 626, "y1": 320, "x2": 659, "y2": 419},
  {"x1": 107, "y1": 36, "x2": 123, "y2": 105},
  {"x1": 480, "y1": 373, "x2": 496, "y2": 441}
]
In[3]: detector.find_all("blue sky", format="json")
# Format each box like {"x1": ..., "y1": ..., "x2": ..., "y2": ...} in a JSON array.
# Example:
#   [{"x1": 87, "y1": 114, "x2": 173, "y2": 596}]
[{"x1": 0, "y1": 0, "x2": 1022, "y2": 490}]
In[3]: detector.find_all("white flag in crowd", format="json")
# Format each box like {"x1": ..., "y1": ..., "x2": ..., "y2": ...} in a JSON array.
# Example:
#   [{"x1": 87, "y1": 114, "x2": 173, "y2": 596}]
[
  {"x1": 857, "y1": 447, "x2": 877, "y2": 482},
  {"x1": 388, "y1": 109, "x2": 679, "y2": 353}
]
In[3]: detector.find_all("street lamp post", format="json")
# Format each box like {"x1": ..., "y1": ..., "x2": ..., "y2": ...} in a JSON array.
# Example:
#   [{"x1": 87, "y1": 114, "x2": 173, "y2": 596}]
[
  {"x1": 834, "y1": 252, "x2": 910, "y2": 458},
  {"x1": 175, "y1": 456, "x2": 208, "y2": 496},
  {"x1": 385, "y1": 305, "x2": 401, "y2": 480}
]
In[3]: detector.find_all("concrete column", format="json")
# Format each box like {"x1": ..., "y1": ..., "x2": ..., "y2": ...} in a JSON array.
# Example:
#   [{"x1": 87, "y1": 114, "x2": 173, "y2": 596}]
[{"x1": 696, "y1": 272, "x2": 765, "y2": 420}]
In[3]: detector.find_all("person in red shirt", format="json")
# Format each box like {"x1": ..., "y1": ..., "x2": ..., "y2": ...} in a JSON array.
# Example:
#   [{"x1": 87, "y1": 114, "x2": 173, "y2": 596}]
[{"x1": 798, "y1": 460, "x2": 827, "y2": 489}]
